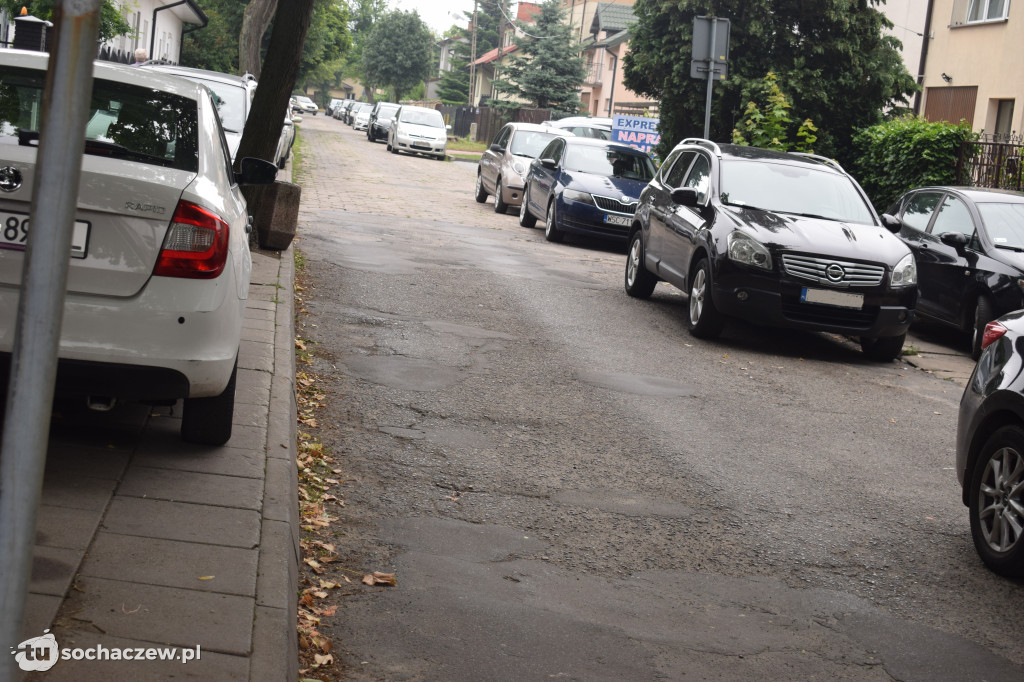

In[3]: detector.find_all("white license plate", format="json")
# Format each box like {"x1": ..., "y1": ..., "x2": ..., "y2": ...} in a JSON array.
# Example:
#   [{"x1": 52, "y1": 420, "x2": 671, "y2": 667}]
[
  {"x1": 0, "y1": 210, "x2": 89, "y2": 259},
  {"x1": 801, "y1": 287, "x2": 863, "y2": 309},
  {"x1": 604, "y1": 214, "x2": 632, "y2": 227}
]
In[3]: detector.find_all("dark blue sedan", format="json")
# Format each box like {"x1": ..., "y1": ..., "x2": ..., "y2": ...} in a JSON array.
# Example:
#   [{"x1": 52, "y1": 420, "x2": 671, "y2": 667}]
[{"x1": 518, "y1": 137, "x2": 656, "y2": 243}]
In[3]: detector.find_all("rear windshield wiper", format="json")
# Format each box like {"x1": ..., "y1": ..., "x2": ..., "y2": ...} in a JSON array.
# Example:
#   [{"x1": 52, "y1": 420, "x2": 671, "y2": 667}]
[{"x1": 84, "y1": 139, "x2": 174, "y2": 167}]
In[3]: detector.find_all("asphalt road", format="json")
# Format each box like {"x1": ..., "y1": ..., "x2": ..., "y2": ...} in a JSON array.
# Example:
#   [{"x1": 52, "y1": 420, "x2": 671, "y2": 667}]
[{"x1": 293, "y1": 115, "x2": 1022, "y2": 681}]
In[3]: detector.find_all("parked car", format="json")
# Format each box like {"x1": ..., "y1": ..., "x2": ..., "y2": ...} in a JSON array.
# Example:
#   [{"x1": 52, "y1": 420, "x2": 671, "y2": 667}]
[
  {"x1": 341, "y1": 101, "x2": 360, "y2": 124},
  {"x1": 138, "y1": 64, "x2": 256, "y2": 162},
  {"x1": 352, "y1": 103, "x2": 372, "y2": 131},
  {"x1": 543, "y1": 116, "x2": 614, "y2": 140},
  {"x1": 293, "y1": 95, "x2": 318, "y2": 115},
  {"x1": 0, "y1": 48, "x2": 278, "y2": 444},
  {"x1": 519, "y1": 137, "x2": 656, "y2": 244},
  {"x1": 275, "y1": 107, "x2": 296, "y2": 169},
  {"x1": 327, "y1": 98, "x2": 343, "y2": 117},
  {"x1": 887, "y1": 187, "x2": 1024, "y2": 359},
  {"x1": 387, "y1": 105, "x2": 448, "y2": 159},
  {"x1": 624, "y1": 139, "x2": 917, "y2": 361},
  {"x1": 367, "y1": 102, "x2": 400, "y2": 143},
  {"x1": 956, "y1": 310, "x2": 1024, "y2": 578},
  {"x1": 476, "y1": 122, "x2": 573, "y2": 213}
]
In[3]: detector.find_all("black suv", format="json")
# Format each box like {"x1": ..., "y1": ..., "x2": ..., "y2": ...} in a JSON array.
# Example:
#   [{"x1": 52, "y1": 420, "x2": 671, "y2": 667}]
[
  {"x1": 367, "y1": 102, "x2": 400, "y2": 142},
  {"x1": 625, "y1": 139, "x2": 918, "y2": 361}
]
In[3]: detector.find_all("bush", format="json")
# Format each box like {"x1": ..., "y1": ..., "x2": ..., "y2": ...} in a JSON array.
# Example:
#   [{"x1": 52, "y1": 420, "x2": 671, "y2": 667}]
[{"x1": 852, "y1": 117, "x2": 975, "y2": 211}]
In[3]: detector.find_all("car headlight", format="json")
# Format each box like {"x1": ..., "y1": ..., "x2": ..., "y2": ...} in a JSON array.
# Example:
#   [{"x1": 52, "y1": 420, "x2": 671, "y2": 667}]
[
  {"x1": 727, "y1": 231, "x2": 772, "y2": 270},
  {"x1": 512, "y1": 161, "x2": 526, "y2": 175},
  {"x1": 563, "y1": 189, "x2": 594, "y2": 205},
  {"x1": 891, "y1": 253, "x2": 917, "y2": 288}
]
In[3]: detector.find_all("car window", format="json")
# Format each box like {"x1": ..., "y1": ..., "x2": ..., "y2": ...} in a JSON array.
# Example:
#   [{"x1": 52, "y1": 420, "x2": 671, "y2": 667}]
[
  {"x1": 190, "y1": 77, "x2": 246, "y2": 133},
  {"x1": 538, "y1": 139, "x2": 560, "y2": 161},
  {"x1": 900, "y1": 192, "x2": 943, "y2": 231},
  {"x1": 929, "y1": 195, "x2": 975, "y2": 239},
  {"x1": 719, "y1": 159, "x2": 875, "y2": 224},
  {"x1": 683, "y1": 154, "x2": 711, "y2": 203},
  {"x1": 399, "y1": 108, "x2": 444, "y2": 128},
  {"x1": 0, "y1": 65, "x2": 198, "y2": 172},
  {"x1": 977, "y1": 202, "x2": 1024, "y2": 250},
  {"x1": 563, "y1": 145, "x2": 656, "y2": 181},
  {"x1": 664, "y1": 151, "x2": 696, "y2": 188},
  {"x1": 509, "y1": 131, "x2": 563, "y2": 158},
  {"x1": 493, "y1": 126, "x2": 512, "y2": 149}
]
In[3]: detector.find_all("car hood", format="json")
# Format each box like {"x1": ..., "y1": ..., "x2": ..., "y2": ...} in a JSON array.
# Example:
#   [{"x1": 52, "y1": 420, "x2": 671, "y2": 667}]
[
  {"x1": 562, "y1": 171, "x2": 648, "y2": 200},
  {"x1": 722, "y1": 205, "x2": 911, "y2": 265},
  {"x1": 986, "y1": 246, "x2": 1024, "y2": 272},
  {"x1": 396, "y1": 122, "x2": 445, "y2": 139}
]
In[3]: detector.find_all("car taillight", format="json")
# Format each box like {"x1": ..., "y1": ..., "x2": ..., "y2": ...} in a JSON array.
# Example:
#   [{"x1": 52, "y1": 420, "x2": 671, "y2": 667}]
[
  {"x1": 153, "y1": 201, "x2": 229, "y2": 279},
  {"x1": 981, "y1": 320, "x2": 1008, "y2": 351}
]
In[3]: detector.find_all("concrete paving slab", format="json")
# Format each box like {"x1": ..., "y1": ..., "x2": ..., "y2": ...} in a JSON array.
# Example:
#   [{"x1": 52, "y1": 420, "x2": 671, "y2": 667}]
[
  {"x1": 254, "y1": 520, "x2": 294, "y2": 610},
  {"x1": 238, "y1": 339, "x2": 274, "y2": 373},
  {"x1": 132, "y1": 441, "x2": 267, "y2": 480},
  {"x1": 79, "y1": 533, "x2": 258, "y2": 597},
  {"x1": 235, "y1": 368, "x2": 272, "y2": 407},
  {"x1": 249, "y1": 606, "x2": 296, "y2": 682},
  {"x1": 20, "y1": 593, "x2": 62, "y2": 642},
  {"x1": 43, "y1": 445, "x2": 130, "y2": 480},
  {"x1": 40, "y1": 472, "x2": 118, "y2": 512},
  {"x1": 59, "y1": 576, "x2": 254, "y2": 655},
  {"x1": 233, "y1": 401, "x2": 270, "y2": 430},
  {"x1": 116, "y1": 467, "x2": 264, "y2": 511},
  {"x1": 101, "y1": 498, "x2": 260, "y2": 548},
  {"x1": 35, "y1": 504, "x2": 104, "y2": 550},
  {"x1": 30, "y1": 546, "x2": 83, "y2": 598},
  {"x1": 242, "y1": 317, "x2": 276, "y2": 333}
]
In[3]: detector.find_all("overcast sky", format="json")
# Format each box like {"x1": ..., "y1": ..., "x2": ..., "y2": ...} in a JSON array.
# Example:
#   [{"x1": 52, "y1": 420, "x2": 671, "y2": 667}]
[{"x1": 389, "y1": 0, "x2": 487, "y2": 35}]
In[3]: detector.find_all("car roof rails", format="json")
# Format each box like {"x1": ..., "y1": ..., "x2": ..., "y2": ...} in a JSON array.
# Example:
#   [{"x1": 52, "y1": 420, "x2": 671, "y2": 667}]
[
  {"x1": 681, "y1": 138, "x2": 722, "y2": 157},
  {"x1": 789, "y1": 152, "x2": 845, "y2": 173},
  {"x1": 241, "y1": 73, "x2": 257, "y2": 83}
]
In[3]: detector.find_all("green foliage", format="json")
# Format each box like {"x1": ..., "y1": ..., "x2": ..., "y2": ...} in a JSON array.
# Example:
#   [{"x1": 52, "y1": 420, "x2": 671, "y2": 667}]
[
  {"x1": 1, "y1": 0, "x2": 132, "y2": 42},
  {"x1": 852, "y1": 117, "x2": 976, "y2": 211},
  {"x1": 182, "y1": 0, "x2": 245, "y2": 73},
  {"x1": 491, "y1": 0, "x2": 584, "y2": 113},
  {"x1": 436, "y1": 32, "x2": 470, "y2": 105},
  {"x1": 361, "y1": 9, "x2": 433, "y2": 102},
  {"x1": 623, "y1": 0, "x2": 917, "y2": 162},
  {"x1": 731, "y1": 72, "x2": 816, "y2": 152}
]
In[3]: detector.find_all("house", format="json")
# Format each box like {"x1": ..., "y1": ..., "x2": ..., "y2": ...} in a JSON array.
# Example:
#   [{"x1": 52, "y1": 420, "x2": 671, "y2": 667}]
[
  {"x1": 918, "y1": 0, "x2": 1021, "y2": 138},
  {"x1": 426, "y1": 34, "x2": 470, "y2": 101},
  {"x1": 469, "y1": 2, "x2": 541, "y2": 107},
  {"x1": 880, "y1": 0, "x2": 930, "y2": 108},
  {"x1": 560, "y1": 0, "x2": 635, "y2": 45},
  {"x1": 579, "y1": 3, "x2": 657, "y2": 117}
]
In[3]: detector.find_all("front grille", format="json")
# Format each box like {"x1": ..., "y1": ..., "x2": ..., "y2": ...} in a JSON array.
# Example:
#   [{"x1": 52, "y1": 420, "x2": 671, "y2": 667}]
[
  {"x1": 781, "y1": 298, "x2": 879, "y2": 329},
  {"x1": 592, "y1": 194, "x2": 638, "y2": 215},
  {"x1": 560, "y1": 214, "x2": 628, "y2": 236},
  {"x1": 781, "y1": 254, "x2": 885, "y2": 288}
]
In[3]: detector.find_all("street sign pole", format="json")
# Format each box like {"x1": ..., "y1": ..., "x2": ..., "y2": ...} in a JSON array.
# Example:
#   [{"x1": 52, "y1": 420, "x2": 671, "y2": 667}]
[
  {"x1": 690, "y1": 16, "x2": 730, "y2": 140},
  {"x1": 703, "y1": 17, "x2": 718, "y2": 139}
]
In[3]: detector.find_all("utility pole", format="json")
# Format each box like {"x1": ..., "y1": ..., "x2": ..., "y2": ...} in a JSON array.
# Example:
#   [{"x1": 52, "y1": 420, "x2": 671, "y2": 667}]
[{"x1": 469, "y1": 0, "x2": 477, "y2": 106}]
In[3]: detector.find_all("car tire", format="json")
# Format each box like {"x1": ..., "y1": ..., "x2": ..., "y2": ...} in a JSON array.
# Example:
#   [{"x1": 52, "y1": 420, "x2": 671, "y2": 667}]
[
  {"x1": 972, "y1": 295, "x2": 996, "y2": 360},
  {"x1": 181, "y1": 361, "x2": 236, "y2": 446},
  {"x1": 685, "y1": 259, "x2": 724, "y2": 339},
  {"x1": 859, "y1": 334, "x2": 906, "y2": 362},
  {"x1": 494, "y1": 178, "x2": 508, "y2": 214},
  {"x1": 519, "y1": 184, "x2": 537, "y2": 227},
  {"x1": 625, "y1": 232, "x2": 657, "y2": 299},
  {"x1": 968, "y1": 425, "x2": 1024, "y2": 578},
  {"x1": 544, "y1": 199, "x2": 563, "y2": 242},
  {"x1": 474, "y1": 172, "x2": 488, "y2": 203},
  {"x1": 390, "y1": 141, "x2": 399, "y2": 155}
]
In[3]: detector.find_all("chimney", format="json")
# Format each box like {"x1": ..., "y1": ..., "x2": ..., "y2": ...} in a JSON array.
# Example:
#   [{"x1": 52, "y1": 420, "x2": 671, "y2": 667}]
[{"x1": 13, "y1": 13, "x2": 53, "y2": 52}]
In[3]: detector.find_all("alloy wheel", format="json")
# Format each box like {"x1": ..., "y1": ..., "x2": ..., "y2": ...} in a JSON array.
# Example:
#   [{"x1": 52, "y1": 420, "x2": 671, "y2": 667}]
[
  {"x1": 689, "y1": 269, "x2": 707, "y2": 326},
  {"x1": 977, "y1": 445, "x2": 1024, "y2": 554}
]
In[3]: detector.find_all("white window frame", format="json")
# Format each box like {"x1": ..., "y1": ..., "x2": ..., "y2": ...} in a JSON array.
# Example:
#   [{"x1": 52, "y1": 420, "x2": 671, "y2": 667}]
[{"x1": 965, "y1": 0, "x2": 1010, "y2": 23}]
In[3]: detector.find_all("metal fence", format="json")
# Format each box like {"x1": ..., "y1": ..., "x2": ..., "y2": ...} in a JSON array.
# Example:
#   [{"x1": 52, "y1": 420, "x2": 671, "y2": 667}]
[{"x1": 957, "y1": 133, "x2": 1024, "y2": 191}]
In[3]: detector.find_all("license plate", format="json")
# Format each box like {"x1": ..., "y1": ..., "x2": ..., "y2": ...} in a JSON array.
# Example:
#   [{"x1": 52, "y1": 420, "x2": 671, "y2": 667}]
[
  {"x1": 412, "y1": 143, "x2": 431, "y2": 150},
  {"x1": 801, "y1": 287, "x2": 863, "y2": 309},
  {"x1": 604, "y1": 214, "x2": 632, "y2": 226},
  {"x1": 0, "y1": 210, "x2": 89, "y2": 258}
]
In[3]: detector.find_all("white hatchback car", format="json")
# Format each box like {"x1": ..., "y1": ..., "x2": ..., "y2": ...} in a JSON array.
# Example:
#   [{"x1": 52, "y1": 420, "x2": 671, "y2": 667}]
[
  {"x1": 0, "y1": 49, "x2": 277, "y2": 445},
  {"x1": 387, "y1": 105, "x2": 448, "y2": 159}
]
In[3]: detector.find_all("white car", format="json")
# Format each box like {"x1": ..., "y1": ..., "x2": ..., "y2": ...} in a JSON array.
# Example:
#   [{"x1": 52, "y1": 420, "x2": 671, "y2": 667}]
[
  {"x1": 0, "y1": 49, "x2": 277, "y2": 444},
  {"x1": 387, "y1": 105, "x2": 449, "y2": 159},
  {"x1": 352, "y1": 106, "x2": 372, "y2": 131},
  {"x1": 294, "y1": 95, "x2": 318, "y2": 116}
]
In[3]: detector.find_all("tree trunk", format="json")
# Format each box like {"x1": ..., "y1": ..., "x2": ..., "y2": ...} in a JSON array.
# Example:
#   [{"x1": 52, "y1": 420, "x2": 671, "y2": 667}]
[{"x1": 238, "y1": 0, "x2": 278, "y2": 78}]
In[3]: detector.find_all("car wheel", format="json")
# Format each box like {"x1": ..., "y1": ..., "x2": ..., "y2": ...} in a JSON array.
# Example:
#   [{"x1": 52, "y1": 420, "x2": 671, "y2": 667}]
[
  {"x1": 968, "y1": 425, "x2": 1024, "y2": 578},
  {"x1": 181, "y1": 361, "x2": 236, "y2": 446},
  {"x1": 624, "y1": 232, "x2": 657, "y2": 299},
  {"x1": 494, "y1": 178, "x2": 508, "y2": 214},
  {"x1": 972, "y1": 295, "x2": 996, "y2": 360},
  {"x1": 390, "y1": 140, "x2": 399, "y2": 155},
  {"x1": 519, "y1": 184, "x2": 537, "y2": 227},
  {"x1": 474, "y1": 172, "x2": 488, "y2": 203},
  {"x1": 859, "y1": 333, "x2": 906, "y2": 362},
  {"x1": 386, "y1": 138, "x2": 392, "y2": 151},
  {"x1": 544, "y1": 199, "x2": 563, "y2": 242},
  {"x1": 686, "y1": 259, "x2": 724, "y2": 338}
]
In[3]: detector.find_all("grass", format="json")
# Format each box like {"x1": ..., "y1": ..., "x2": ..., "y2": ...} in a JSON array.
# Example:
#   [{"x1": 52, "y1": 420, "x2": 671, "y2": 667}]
[
  {"x1": 901, "y1": 345, "x2": 921, "y2": 357},
  {"x1": 447, "y1": 137, "x2": 487, "y2": 153}
]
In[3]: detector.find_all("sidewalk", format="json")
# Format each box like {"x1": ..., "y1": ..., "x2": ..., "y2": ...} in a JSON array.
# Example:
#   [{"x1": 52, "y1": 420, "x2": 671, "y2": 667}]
[{"x1": 16, "y1": 200, "x2": 298, "y2": 678}]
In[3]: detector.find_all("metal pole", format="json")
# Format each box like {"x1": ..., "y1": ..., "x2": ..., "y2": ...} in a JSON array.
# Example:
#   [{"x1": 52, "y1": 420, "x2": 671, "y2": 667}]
[
  {"x1": 469, "y1": 0, "x2": 477, "y2": 105},
  {"x1": 703, "y1": 17, "x2": 717, "y2": 139},
  {"x1": 0, "y1": 2, "x2": 103, "y2": 678}
]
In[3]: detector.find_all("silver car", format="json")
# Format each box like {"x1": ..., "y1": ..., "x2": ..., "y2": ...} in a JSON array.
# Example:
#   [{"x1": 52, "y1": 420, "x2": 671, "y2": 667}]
[
  {"x1": 0, "y1": 49, "x2": 277, "y2": 444},
  {"x1": 475, "y1": 122, "x2": 572, "y2": 213},
  {"x1": 387, "y1": 105, "x2": 448, "y2": 159}
]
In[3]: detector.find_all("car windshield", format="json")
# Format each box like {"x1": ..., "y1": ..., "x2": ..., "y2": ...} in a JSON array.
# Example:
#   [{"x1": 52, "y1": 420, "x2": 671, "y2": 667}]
[
  {"x1": 510, "y1": 131, "x2": 561, "y2": 158},
  {"x1": 563, "y1": 145, "x2": 656, "y2": 181},
  {"x1": 719, "y1": 159, "x2": 875, "y2": 224},
  {"x1": 191, "y1": 78, "x2": 247, "y2": 132},
  {"x1": 400, "y1": 109, "x2": 444, "y2": 127},
  {"x1": 378, "y1": 104, "x2": 400, "y2": 119},
  {"x1": 979, "y1": 202, "x2": 1024, "y2": 249},
  {"x1": 297, "y1": 97, "x2": 314, "y2": 104},
  {"x1": 0, "y1": 65, "x2": 198, "y2": 172}
]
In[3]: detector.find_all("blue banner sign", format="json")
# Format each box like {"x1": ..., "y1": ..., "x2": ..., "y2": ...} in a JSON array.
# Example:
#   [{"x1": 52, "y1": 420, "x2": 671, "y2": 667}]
[{"x1": 611, "y1": 115, "x2": 661, "y2": 155}]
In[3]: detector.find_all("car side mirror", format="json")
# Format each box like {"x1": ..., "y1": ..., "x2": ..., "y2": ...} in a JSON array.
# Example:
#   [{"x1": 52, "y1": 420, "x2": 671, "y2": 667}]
[
  {"x1": 540, "y1": 158, "x2": 558, "y2": 170},
  {"x1": 490, "y1": 144, "x2": 504, "y2": 153},
  {"x1": 670, "y1": 187, "x2": 700, "y2": 207},
  {"x1": 940, "y1": 231, "x2": 970, "y2": 249},
  {"x1": 880, "y1": 213, "x2": 902, "y2": 234},
  {"x1": 236, "y1": 157, "x2": 278, "y2": 186},
  {"x1": 446, "y1": 124, "x2": 453, "y2": 133}
]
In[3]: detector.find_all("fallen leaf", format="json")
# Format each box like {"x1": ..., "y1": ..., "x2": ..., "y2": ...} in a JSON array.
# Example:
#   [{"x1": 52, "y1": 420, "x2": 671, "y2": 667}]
[
  {"x1": 197, "y1": 576, "x2": 215, "y2": 581},
  {"x1": 295, "y1": 339, "x2": 307, "y2": 350},
  {"x1": 121, "y1": 603, "x2": 141, "y2": 615},
  {"x1": 320, "y1": 605, "x2": 338, "y2": 617},
  {"x1": 363, "y1": 571, "x2": 397, "y2": 586},
  {"x1": 314, "y1": 654, "x2": 333, "y2": 666}
]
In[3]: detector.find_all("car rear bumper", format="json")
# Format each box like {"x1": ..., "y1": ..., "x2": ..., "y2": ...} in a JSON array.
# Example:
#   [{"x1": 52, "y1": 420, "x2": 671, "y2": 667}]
[{"x1": 0, "y1": 268, "x2": 244, "y2": 399}]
